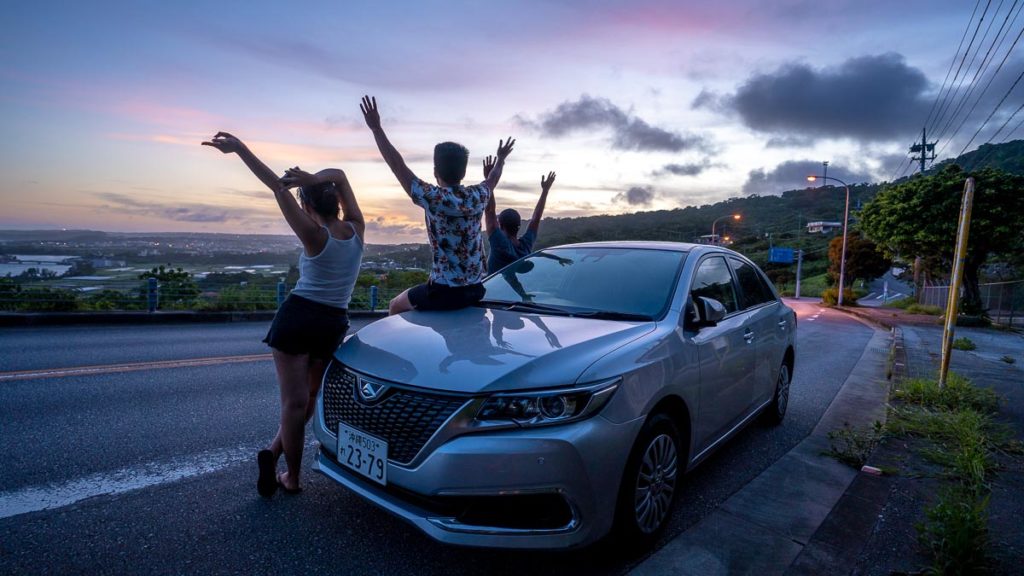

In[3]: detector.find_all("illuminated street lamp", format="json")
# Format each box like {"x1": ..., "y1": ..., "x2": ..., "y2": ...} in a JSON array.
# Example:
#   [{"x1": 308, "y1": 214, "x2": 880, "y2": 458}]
[
  {"x1": 806, "y1": 174, "x2": 850, "y2": 306},
  {"x1": 711, "y1": 213, "x2": 741, "y2": 245}
]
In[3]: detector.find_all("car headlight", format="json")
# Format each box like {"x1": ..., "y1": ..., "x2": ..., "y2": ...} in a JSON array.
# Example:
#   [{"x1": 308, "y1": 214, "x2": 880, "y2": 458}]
[{"x1": 473, "y1": 378, "x2": 620, "y2": 428}]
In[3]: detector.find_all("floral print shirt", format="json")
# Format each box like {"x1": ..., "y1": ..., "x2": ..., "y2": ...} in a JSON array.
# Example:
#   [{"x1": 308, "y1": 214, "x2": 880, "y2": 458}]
[{"x1": 410, "y1": 178, "x2": 490, "y2": 286}]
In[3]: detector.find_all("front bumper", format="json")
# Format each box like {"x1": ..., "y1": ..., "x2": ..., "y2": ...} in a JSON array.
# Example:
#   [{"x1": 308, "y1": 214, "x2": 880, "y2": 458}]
[{"x1": 314, "y1": 413, "x2": 642, "y2": 549}]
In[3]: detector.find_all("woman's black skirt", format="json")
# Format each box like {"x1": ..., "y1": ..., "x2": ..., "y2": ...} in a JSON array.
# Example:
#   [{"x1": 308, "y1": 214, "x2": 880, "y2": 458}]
[{"x1": 263, "y1": 294, "x2": 349, "y2": 360}]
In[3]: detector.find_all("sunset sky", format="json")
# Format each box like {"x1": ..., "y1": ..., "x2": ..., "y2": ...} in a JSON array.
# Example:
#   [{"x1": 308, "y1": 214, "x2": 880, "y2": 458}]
[{"x1": 1, "y1": 0, "x2": 1006, "y2": 243}]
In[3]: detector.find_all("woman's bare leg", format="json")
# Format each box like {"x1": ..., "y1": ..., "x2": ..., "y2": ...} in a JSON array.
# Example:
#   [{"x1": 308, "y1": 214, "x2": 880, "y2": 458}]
[
  {"x1": 272, "y1": 349, "x2": 310, "y2": 491},
  {"x1": 268, "y1": 356, "x2": 328, "y2": 457}
]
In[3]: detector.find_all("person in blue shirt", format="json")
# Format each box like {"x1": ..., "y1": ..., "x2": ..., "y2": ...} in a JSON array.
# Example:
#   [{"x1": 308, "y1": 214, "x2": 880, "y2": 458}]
[{"x1": 484, "y1": 157, "x2": 557, "y2": 273}]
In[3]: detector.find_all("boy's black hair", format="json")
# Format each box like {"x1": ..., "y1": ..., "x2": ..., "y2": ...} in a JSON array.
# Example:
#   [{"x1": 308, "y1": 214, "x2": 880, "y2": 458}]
[{"x1": 434, "y1": 141, "x2": 469, "y2": 186}]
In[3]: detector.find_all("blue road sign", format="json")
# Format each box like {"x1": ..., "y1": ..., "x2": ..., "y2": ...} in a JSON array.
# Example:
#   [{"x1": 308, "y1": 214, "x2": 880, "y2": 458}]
[{"x1": 768, "y1": 247, "x2": 795, "y2": 264}]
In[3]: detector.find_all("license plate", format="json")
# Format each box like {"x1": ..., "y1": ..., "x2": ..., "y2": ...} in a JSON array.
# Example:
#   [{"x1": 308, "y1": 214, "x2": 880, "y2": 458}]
[{"x1": 337, "y1": 423, "x2": 388, "y2": 485}]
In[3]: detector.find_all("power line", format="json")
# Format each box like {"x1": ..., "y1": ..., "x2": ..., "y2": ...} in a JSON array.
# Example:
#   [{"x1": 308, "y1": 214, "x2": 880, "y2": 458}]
[
  {"x1": 929, "y1": 0, "x2": 993, "y2": 136},
  {"x1": 933, "y1": 0, "x2": 1024, "y2": 160},
  {"x1": 932, "y1": 0, "x2": 1019, "y2": 149},
  {"x1": 956, "y1": 65, "x2": 1024, "y2": 158},
  {"x1": 921, "y1": 0, "x2": 984, "y2": 131}
]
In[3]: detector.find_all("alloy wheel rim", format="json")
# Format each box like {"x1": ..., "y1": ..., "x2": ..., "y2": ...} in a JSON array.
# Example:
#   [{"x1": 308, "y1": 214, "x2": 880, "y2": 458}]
[
  {"x1": 634, "y1": 433, "x2": 678, "y2": 534},
  {"x1": 777, "y1": 365, "x2": 790, "y2": 417}
]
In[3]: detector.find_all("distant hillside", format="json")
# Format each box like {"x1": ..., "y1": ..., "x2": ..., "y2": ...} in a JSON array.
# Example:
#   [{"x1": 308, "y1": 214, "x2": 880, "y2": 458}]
[
  {"x1": 537, "y1": 139, "x2": 1024, "y2": 249},
  {"x1": 932, "y1": 139, "x2": 1024, "y2": 175},
  {"x1": 536, "y1": 183, "x2": 878, "y2": 250}
]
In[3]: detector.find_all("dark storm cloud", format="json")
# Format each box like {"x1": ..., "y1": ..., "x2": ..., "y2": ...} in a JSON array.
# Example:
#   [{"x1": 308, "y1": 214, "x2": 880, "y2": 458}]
[
  {"x1": 696, "y1": 53, "x2": 931, "y2": 142},
  {"x1": 613, "y1": 186, "x2": 656, "y2": 206},
  {"x1": 741, "y1": 161, "x2": 872, "y2": 196},
  {"x1": 522, "y1": 95, "x2": 711, "y2": 153},
  {"x1": 653, "y1": 161, "x2": 713, "y2": 177}
]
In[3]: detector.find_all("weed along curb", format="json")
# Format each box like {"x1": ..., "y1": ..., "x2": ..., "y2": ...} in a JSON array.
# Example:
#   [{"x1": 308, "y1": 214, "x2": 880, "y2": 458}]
[{"x1": 816, "y1": 320, "x2": 1024, "y2": 574}]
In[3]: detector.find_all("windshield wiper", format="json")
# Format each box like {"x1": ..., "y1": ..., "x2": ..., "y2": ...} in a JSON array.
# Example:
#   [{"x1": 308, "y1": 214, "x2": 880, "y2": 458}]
[
  {"x1": 477, "y1": 299, "x2": 573, "y2": 315},
  {"x1": 571, "y1": 310, "x2": 653, "y2": 322}
]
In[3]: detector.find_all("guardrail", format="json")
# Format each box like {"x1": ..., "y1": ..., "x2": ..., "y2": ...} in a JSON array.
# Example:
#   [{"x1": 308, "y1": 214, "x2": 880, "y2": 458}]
[{"x1": 0, "y1": 280, "x2": 402, "y2": 313}]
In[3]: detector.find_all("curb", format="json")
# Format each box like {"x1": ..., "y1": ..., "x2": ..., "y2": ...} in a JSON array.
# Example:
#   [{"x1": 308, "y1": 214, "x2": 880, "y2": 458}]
[
  {"x1": 0, "y1": 310, "x2": 388, "y2": 327},
  {"x1": 784, "y1": 326, "x2": 901, "y2": 575},
  {"x1": 629, "y1": 325, "x2": 893, "y2": 576}
]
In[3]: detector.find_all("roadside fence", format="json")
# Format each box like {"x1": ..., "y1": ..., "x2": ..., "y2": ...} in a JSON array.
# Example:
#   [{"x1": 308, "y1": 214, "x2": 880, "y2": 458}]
[
  {"x1": 918, "y1": 279, "x2": 1024, "y2": 327},
  {"x1": 0, "y1": 278, "x2": 401, "y2": 313}
]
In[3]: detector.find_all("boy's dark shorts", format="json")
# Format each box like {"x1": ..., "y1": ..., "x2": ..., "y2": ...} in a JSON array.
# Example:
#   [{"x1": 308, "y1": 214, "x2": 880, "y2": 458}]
[
  {"x1": 408, "y1": 281, "x2": 485, "y2": 312},
  {"x1": 263, "y1": 294, "x2": 349, "y2": 360}
]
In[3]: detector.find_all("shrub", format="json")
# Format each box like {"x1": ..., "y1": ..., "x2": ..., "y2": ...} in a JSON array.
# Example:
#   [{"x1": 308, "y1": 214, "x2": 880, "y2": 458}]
[
  {"x1": 821, "y1": 286, "x2": 858, "y2": 306},
  {"x1": 890, "y1": 296, "x2": 917, "y2": 309},
  {"x1": 952, "y1": 337, "x2": 977, "y2": 351}
]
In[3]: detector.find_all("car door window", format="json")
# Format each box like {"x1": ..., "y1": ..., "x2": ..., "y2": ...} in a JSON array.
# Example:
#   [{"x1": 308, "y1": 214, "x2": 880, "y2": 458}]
[
  {"x1": 730, "y1": 257, "x2": 775, "y2": 310},
  {"x1": 690, "y1": 256, "x2": 738, "y2": 314}
]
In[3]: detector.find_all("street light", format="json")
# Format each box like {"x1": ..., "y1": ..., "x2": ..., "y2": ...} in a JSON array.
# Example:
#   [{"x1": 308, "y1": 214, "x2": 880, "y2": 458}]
[
  {"x1": 806, "y1": 174, "x2": 850, "y2": 306},
  {"x1": 711, "y1": 213, "x2": 741, "y2": 245}
]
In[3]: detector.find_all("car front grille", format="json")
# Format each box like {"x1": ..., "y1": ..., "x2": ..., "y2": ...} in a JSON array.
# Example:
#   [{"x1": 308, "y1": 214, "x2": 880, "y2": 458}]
[{"x1": 322, "y1": 362, "x2": 469, "y2": 465}]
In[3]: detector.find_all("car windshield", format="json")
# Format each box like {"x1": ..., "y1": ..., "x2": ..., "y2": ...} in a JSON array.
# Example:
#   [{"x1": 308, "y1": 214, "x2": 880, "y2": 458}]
[{"x1": 480, "y1": 247, "x2": 686, "y2": 320}]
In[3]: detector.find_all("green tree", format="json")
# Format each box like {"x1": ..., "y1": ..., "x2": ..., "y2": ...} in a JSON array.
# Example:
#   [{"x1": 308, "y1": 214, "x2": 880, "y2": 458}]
[
  {"x1": 139, "y1": 265, "x2": 199, "y2": 309},
  {"x1": 827, "y1": 231, "x2": 891, "y2": 286},
  {"x1": 859, "y1": 164, "x2": 1024, "y2": 314}
]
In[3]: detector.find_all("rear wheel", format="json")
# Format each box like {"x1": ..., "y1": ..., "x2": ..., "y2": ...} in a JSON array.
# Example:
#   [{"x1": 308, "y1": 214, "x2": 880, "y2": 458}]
[
  {"x1": 614, "y1": 413, "x2": 682, "y2": 545},
  {"x1": 763, "y1": 363, "x2": 791, "y2": 425}
]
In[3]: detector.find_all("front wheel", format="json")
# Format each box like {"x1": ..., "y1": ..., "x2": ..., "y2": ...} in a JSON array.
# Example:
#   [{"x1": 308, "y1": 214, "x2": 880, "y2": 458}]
[
  {"x1": 614, "y1": 413, "x2": 682, "y2": 545},
  {"x1": 762, "y1": 363, "x2": 791, "y2": 425}
]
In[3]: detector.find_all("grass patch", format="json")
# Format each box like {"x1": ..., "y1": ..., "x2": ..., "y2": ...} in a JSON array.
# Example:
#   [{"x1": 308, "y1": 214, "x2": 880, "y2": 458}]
[
  {"x1": 906, "y1": 303, "x2": 944, "y2": 315},
  {"x1": 886, "y1": 372, "x2": 1010, "y2": 574},
  {"x1": 952, "y1": 337, "x2": 977, "y2": 351},
  {"x1": 890, "y1": 296, "x2": 917, "y2": 309},
  {"x1": 826, "y1": 421, "x2": 884, "y2": 468},
  {"x1": 916, "y1": 485, "x2": 991, "y2": 575},
  {"x1": 894, "y1": 373, "x2": 1000, "y2": 414}
]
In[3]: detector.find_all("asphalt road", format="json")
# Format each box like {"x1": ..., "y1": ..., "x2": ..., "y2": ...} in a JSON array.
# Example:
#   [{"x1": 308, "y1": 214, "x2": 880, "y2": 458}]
[{"x1": 0, "y1": 301, "x2": 877, "y2": 575}]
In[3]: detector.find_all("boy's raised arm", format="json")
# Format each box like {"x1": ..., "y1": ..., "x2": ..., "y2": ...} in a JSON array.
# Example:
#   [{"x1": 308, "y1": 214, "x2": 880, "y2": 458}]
[
  {"x1": 483, "y1": 155, "x2": 498, "y2": 235},
  {"x1": 483, "y1": 137, "x2": 515, "y2": 192},
  {"x1": 528, "y1": 171, "x2": 556, "y2": 233},
  {"x1": 361, "y1": 95, "x2": 416, "y2": 195}
]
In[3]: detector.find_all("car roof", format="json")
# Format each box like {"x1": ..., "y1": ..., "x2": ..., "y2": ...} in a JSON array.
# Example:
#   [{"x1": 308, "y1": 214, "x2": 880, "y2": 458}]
[{"x1": 543, "y1": 241, "x2": 751, "y2": 259}]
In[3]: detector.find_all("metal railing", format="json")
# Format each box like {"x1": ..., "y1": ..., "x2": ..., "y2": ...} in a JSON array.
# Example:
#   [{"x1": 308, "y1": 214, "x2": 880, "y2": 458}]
[
  {"x1": 0, "y1": 279, "x2": 402, "y2": 313},
  {"x1": 919, "y1": 279, "x2": 1024, "y2": 327}
]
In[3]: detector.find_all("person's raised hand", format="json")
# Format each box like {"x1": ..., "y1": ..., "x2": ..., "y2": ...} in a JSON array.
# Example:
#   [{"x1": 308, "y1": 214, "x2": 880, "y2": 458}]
[
  {"x1": 360, "y1": 95, "x2": 381, "y2": 130},
  {"x1": 496, "y1": 137, "x2": 515, "y2": 160},
  {"x1": 279, "y1": 166, "x2": 319, "y2": 190},
  {"x1": 201, "y1": 131, "x2": 244, "y2": 154},
  {"x1": 483, "y1": 155, "x2": 496, "y2": 178},
  {"x1": 541, "y1": 171, "x2": 556, "y2": 191}
]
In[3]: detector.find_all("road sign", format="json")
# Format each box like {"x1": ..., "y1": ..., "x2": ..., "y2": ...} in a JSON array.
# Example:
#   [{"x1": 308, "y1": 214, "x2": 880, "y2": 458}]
[{"x1": 768, "y1": 247, "x2": 795, "y2": 264}]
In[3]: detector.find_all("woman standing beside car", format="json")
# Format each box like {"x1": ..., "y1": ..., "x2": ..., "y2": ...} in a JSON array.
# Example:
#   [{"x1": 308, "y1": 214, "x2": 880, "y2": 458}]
[{"x1": 203, "y1": 132, "x2": 365, "y2": 496}]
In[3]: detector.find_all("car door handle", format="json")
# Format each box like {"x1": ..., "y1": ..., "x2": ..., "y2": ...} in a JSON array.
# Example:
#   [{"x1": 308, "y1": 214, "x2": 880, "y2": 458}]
[
  {"x1": 743, "y1": 330, "x2": 755, "y2": 343},
  {"x1": 778, "y1": 320, "x2": 787, "y2": 330}
]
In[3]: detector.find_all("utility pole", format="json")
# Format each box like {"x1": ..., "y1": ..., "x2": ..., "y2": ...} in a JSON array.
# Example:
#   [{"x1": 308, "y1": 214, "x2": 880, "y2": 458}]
[
  {"x1": 821, "y1": 161, "x2": 828, "y2": 189},
  {"x1": 909, "y1": 127, "x2": 937, "y2": 174}
]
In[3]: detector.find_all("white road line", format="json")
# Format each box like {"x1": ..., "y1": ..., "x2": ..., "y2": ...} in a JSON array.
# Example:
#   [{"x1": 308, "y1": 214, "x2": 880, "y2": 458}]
[{"x1": 0, "y1": 439, "x2": 311, "y2": 520}]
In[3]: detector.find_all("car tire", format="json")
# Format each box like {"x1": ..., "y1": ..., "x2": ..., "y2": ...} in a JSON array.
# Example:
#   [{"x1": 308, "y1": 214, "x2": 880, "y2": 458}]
[
  {"x1": 762, "y1": 362, "x2": 791, "y2": 425},
  {"x1": 614, "y1": 412, "x2": 682, "y2": 546}
]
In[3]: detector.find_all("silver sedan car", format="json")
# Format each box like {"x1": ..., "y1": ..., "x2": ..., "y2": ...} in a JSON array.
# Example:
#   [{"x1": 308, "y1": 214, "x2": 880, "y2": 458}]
[{"x1": 313, "y1": 242, "x2": 796, "y2": 549}]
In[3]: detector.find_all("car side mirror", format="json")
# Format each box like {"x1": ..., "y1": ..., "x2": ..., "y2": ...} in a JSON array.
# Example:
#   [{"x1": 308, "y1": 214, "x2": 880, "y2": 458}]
[{"x1": 694, "y1": 296, "x2": 726, "y2": 327}]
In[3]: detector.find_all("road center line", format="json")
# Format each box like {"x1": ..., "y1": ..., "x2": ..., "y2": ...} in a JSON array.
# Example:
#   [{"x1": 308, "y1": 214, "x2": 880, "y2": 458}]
[{"x1": 0, "y1": 353, "x2": 273, "y2": 382}]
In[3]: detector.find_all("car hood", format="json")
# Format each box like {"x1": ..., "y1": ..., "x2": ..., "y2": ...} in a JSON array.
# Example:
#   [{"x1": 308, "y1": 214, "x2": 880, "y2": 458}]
[{"x1": 336, "y1": 307, "x2": 655, "y2": 394}]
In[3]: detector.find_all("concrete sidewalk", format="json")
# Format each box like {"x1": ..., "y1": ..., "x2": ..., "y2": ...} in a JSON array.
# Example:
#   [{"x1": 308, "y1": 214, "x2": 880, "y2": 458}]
[{"x1": 630, "y1": 324, "x2": 892, "y2": 576}]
